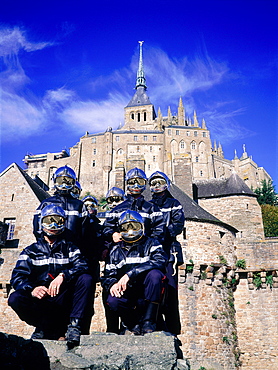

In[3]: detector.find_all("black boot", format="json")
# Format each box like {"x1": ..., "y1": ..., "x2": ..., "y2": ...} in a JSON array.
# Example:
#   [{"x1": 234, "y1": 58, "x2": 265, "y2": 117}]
[
  {"x1": 141, "y1": 302, "x2": 159, "y2": 335},
  {"x1": 66, "y1": 318, "x2": 82, "y2": 349}
]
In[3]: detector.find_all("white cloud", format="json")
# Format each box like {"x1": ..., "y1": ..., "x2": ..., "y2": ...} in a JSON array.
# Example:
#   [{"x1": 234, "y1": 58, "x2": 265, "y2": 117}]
[
  {"x1": 203, "y1": 107, "x2": 254, "y2": 144},
  {"x1": 57, "y1": 92, "x2": 128, "y2": 132},
  {"x1": 0, "y1": 31, "x2": 247, "y2": 145},
  {"x1": 0, "y1": 27, "x2": 51, "y2": 57},
  {"x1": 0, "y1": 89, "x2": 45, "y2": 142}
]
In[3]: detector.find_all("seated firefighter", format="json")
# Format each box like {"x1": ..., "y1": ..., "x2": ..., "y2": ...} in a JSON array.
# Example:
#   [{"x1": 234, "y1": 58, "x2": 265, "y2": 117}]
[
  {"x1": 8, "y1": 204, "x2": 93, "y2": 349},
  {"x1": 101, "y1": 210, "x2": 168, "y2": 335}
]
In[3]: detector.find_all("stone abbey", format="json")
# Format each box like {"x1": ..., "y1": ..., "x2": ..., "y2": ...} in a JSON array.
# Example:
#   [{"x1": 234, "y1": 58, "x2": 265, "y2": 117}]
[
  {"x1": 0, "y1": 43, "x2": 277, "y2": 370},
  {"x1": 23, "y1": 42, "x2": 270, "y2": 197}
]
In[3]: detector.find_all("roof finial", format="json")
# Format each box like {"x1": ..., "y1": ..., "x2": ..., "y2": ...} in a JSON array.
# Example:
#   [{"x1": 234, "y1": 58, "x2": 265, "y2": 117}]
[{"x1": 136, "y1": 41, "x2": 147, "y2": 89}]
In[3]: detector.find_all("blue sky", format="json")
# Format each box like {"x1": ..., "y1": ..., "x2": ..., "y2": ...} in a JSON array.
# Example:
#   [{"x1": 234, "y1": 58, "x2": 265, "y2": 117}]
[{"x1": 0, "y1": 0, "x2": 277, "y2": 187}]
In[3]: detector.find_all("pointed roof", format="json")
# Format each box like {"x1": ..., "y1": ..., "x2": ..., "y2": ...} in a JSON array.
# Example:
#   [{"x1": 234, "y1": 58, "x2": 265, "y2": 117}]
[
  {"x1": 126, "y1": 41, "x2": 152, "y2": 108},
  {"x1": 194, "y1": 172, "x2": 256, "y2": 199},
  {"x1": 1, "y1": 163, "x2": 50, "y2": 202},
  {"x1": 136, "y1": 41, "x2": 147, "y2": 89}
]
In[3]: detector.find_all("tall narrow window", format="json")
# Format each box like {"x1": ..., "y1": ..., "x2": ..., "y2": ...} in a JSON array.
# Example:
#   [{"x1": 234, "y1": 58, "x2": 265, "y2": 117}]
[
  {"x1": 153, "y1": 136, "x2": 157, "y2": 142},
  {"x1": 137, "y1": 113, "x2": 140, "y2": 122},
  {"x1": 194, "y1": 131, "x2": 198, "y2": 137},
  {"x1": 116, "y1": 136, "x2": 120, "y2": 142},
  {"x1": 176, "y1": 130, "x2": 180, "y2": 135},
  {"x1": 134, "y1": 136, "x2": 138, "y2": 141},
  {"x1": 131, "y1": 113, "x2": 135, "y2": 120},
  {"x1": 4, "y1": 218, "x2": 16, "y2": 240},
  {"x1": 144, "y1": 112, "x2": 147, "y2": 121},
  {"x1": 93, "y1": 149, "x2": 97, "y2": 155},
  {"x1": 92, "y1": 160, "x2": 96, "y2": 167},
  {"x1": 92, "y1": 137, "x2": 96, "y2": 143},
  {"x1": 150, "y1": 146, "x2": 153, "y2": 152},
  {"x1": 144, "y1": 135, "x2": 147, "y2": 141},
  {"x1": 153, "y1": 156, "x2": 156, "y2": 162}
]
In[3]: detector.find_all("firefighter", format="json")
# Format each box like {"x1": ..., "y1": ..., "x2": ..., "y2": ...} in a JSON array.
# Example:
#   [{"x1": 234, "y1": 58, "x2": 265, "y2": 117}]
[{"x1": 101, "y1": 210, "x2": 167, "y2": 335}]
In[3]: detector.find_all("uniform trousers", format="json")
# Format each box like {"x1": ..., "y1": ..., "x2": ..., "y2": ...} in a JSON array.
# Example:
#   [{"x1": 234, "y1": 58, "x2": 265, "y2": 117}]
[
  {"x1": 106, "y1": 269, "x2": 166, "y2": 330},
  {"x1": 8, "y1": 273, "x2": 93, "y2": 339}
]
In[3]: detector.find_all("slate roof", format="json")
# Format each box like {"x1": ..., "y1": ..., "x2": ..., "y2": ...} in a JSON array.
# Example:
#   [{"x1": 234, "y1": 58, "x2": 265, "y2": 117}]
[
  {"x1": 194, "y1": 172, "x2": 256, "y2": 199},
  {"x1": 126, "y1": 86, "x2": 152, "y2": 107}
]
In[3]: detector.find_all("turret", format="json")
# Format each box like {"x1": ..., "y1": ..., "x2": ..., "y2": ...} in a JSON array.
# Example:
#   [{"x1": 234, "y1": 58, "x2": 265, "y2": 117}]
[
  {"x1": 167, "y1": 106, "x2": 172, "y2": 124},
  {"x1": 193, "y1": 110, "x2": 199, "y2": 127},
  {"x1": 178, "y1": 97, "x2": 185, "y2": 125}
]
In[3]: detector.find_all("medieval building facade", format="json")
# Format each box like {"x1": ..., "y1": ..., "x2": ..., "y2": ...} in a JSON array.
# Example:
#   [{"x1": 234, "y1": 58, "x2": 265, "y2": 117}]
[
  {"x1": 0, "y1": 43, "x2": 277, "y2": 370},
  {"x1": 23, "y1": 42, "x2": 270, "y2": 198}
]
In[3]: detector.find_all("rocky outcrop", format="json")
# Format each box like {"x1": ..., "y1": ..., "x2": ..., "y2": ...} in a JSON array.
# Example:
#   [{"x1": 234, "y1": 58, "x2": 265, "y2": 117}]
[{"x1": 0, "y1": 331, "x2": 189, "y2": 370}]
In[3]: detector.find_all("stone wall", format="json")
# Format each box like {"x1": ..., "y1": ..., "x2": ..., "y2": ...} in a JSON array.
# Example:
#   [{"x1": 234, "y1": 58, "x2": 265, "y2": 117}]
[
  {"x1": 180, "y1": 220, "x2": 237, "y2": 267},
  {"x1": 234, "y1": 276, "x2": 278, "y2": 370},
  {"x1": 0, "y1": 164, "x2": 38, "y2": 249},
  {"x1": 198, "y1": 195, "x2": 264, "y2": 241},
  {"x1": 236, "y1": 239, "x2": 278, "y2": 270}
]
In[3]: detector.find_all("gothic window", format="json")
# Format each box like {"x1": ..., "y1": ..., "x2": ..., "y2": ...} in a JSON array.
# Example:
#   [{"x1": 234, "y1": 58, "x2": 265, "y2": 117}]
[
  {"x1": 203, "y1": 132, "x2": 206, "y2": 137},
  {"x1": 144, "y1": 135, "x2": 147, "y2": 141},
  {"x1": 92, "y1": 160, "x2": 96, "y2": 167},
  {"x1": 153, "y1": 136, "x2": 157, "y2": 141},
  {"x1": 171, "y1": 139, "x2": 178, "y2": 154},
  {"x1": 144, "y1": 112, "x2": 147, "y2": 121},
  {"x1": 191, "y1": 141, "x2": 196, "y2": 150},
  {"x1": 92, "y1": 137, "x2": 96, "y2": 143},
  {"x1": 116, "y1": 136, "x2": 120, "y2": 142},
  {"x1": 176, "y1": 130, "x2": 180, "y2": 135},
  {"x1": 137, "y1": 113, "x2": 140, "y2": 122},
  {"x1": 4, "y1": 218, "x2": 16, "y2": 240},
  {"x1": 194, "y1": 131, "x2": 198, "y2": 137},
  {"x1": 93, "y1": 149, "x2": 97, "y2": 155},
  {"x1": 118, "y1": 149, "x2": 123, "y2": 155}
]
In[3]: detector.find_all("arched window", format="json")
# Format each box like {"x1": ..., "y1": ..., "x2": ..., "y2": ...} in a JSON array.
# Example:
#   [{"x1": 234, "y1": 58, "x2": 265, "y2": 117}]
[
  {"x1": 191, "y1": 141, "x2": 196, "y2": 150},
  {"x1": 131, "y1": 113, "x2": 135, "y2": 120},
  {"x1": 144, "y1": 112, "x2": 147, "y2": 121},
  {"x1": 137, "y1": 113, "x2": 140, "y2": 122}
]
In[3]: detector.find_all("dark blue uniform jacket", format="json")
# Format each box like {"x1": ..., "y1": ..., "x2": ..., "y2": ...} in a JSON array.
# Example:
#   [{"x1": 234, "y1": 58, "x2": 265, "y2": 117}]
[
  {"x1": 101, "y1": 236, "x2": 167, "y2": 292},
  {"x1": 33, "y1": 193, "x2": 88, "y2": 246},
  {"x1": 103, "y1": 194, "x2": 165, "y2": 243},
  {"x1": 10, "y1": 231, "x2": 88, "y2": 292}
]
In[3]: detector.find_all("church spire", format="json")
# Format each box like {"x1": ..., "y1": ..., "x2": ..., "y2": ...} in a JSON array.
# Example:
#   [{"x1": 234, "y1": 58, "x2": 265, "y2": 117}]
[{"x1": 136, "y1": 41, "x2": 147, "y2": 89}]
